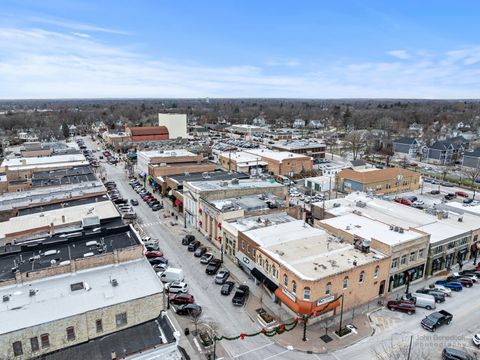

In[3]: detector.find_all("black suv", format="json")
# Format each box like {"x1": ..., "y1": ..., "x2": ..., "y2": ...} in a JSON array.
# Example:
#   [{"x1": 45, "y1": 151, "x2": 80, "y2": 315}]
[
  {"x1": 444, "y1": 193, "x2": 455, "y2": 200},
  {"x1": 182, "y1": 235, "x2": 195, "y2": 246},
  {"x1": 188, "y1": 240, "x2": 201, "y2": 252},
  {"x1": 232, "y1": 285, "x2": 250, "y2": 306},
  {"x1": 205, "y1": 259, "x2": 222, "y2": 275},
  {"x1": 442, "y1": 348, "x2": 475, "y2": 360}
]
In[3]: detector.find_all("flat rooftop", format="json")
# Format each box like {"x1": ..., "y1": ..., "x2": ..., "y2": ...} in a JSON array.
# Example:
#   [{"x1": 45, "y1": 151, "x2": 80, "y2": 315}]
[
  {"x1": 2, "y1": 153, "x2": 86, "y2": 168},
  {"x1": 271, "y1": 140, "x2": 326, "y2": 150},
  {"x1": 417, "y1": 221, "x2": 469, "y2": 244},
  {"x1": 187, "y1": 178, "x2": 284, "y2": 192},
  {"x1": 245, "y1": 148, "x2": 310, "y2": 162},
  {"x1": 0, "y1": 201, "x2": 120, "y2": 239},
  {"x1": 167, "y1": 170, "x2": 250, "y2": 185},
  {"x1": 31, "y1": 165, "x2": 97, "y2": 187},
  {"x1": 139, "y1": 149, "x2": 196, "y2": 159},
  {"x1": 246, "y1": 221, "x2": 384, "y2": 281},
  {"x1": 320, "y1": 213, "x2": 423, "y2": 246},
  {"x1": 0, "y1": 181, "x2": 106, "y2": 212},
  {"x1": 18, "y1": 196, "x2": 109, "y2": 216},
  {"x1": 0, "y1": 259, "x2": 163, "y2": 335},
  {"x1": 223, "y1": 212, "x2": 296, "y2": 236},
  {"x1": 220, "y1": 151, "x2": 266, "y2": 164},
  {"x1": 0, "y1": 223, "x2": 137, "y2": 281},
  {"x1": 209, "y1": 193, "x2": 284, "y2": 212}
]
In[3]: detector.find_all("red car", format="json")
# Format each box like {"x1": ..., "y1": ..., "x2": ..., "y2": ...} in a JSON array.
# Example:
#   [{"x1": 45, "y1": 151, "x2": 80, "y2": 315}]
[
  {"x1": 387, "y1": 300, "x2": 416, "y2": 314},
  {"x1": 169, "y1": 293, "x2": 195, "y2": 305},
  {"x1": 143, "y1": 195, "x2": 154, "y2": 201},
  {"x1": 145, "y1": 250, "x2": 164, "y2": 258},
  {"x1": 455, "y1": 191, "x2": 469, "y2": 198}
]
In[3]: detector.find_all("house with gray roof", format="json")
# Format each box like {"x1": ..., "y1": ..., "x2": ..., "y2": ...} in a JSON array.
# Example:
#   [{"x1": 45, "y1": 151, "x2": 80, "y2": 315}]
[
  {"x1": 393, "y1": 137, "x2": 420, "y2": 157},
  {"x1": 462, "y1": 148, "x2": 480, "y2": 169},
  {"x1": 422, "y1": 139, "x2": 465, "y2": 165}
]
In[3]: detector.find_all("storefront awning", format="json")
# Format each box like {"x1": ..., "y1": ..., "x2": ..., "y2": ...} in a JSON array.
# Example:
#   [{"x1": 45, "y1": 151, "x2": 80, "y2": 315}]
[
  {"x1": 175, "y1": 198, "x2": 183, "y2": 207},
  {"x1": 274, "y1": 288, "x2": 340, "y2": 315},
  {"x1": 251, "y1": 268, "x2": 278, "y2": 293}
]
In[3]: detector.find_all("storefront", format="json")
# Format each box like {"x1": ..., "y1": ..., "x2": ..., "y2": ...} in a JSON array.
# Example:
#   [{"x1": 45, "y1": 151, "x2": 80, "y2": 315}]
[{"x1": 388, "y1": 264, "x2": 425, "y2": 292}]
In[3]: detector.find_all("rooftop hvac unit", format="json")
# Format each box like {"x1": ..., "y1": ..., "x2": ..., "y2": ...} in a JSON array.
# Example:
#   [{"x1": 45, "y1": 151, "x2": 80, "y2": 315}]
[
  {"x1": 110, "y1": 279, "x2": 119, "y2": 287},
  {"x1": 458, "y1": 217, "x2": 463, "y2": 222},
  {"x1": 231, "y1": 178, "x2": 239, "y2": 185},
  {"x1": 356, "y1": 201, "x2": 366, "y2": 208},
  {"x1": 394, "y1": 226, "x2": 399, "y2": 232},
  {"x1": 399, "y1": 228, "x2": 404, "y2": 234},
  {"x1": 29, "y1": 289, "x2": 37, "y2": 297},
  {"x1": 221, "y1": 181, "x2": 228, "y2": 187},
  {"x1": 389, "y1": 225, "x2": 394, "y2": 230},
  {"x1": 3, "y1": 295, "x2": 9, "y2": 302}
]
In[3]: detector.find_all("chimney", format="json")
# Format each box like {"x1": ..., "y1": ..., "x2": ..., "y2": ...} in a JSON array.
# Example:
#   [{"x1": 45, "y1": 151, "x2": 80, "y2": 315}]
[{"x1": 437, "y1": 211, "x2": 444, "y2": 220}]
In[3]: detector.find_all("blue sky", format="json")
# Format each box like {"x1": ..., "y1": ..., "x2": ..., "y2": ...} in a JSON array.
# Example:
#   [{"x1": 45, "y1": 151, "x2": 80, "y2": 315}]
[{"x1": 1, "y1": 0, "x2": 480, "y2": 98}]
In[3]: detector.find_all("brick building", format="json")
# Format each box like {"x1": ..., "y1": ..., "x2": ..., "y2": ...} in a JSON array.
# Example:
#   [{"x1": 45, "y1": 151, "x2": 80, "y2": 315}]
[
  {"x1": 238, "y1": 148, "x2": 313, "y2": 176},
  {"x1": 126, "y1": 126, "x2": 169, "y2": 142}
]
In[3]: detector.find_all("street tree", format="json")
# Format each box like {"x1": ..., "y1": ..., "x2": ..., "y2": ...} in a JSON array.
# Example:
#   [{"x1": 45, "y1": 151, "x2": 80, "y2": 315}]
[
  {"x1": 61, "y1": 121, "x2": 69, "y2": 139},
  {"x1": 462, "y1": 165, "x2": 480, "y2": 200},
  {"x1": 343, "y1": 130, "x2": 369, "y2": 161},
  {"x1": 373, "y1": 338, "x2": 431, "y2": 360}
]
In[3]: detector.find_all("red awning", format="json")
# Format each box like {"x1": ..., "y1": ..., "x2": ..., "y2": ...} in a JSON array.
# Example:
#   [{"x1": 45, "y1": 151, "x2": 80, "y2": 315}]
[
  {"x1": 274, "y1": 288, "x2": 340, "y2": 315},
  {"x1": 175, "y1": 199, "x2": 182, "y2": 207}
]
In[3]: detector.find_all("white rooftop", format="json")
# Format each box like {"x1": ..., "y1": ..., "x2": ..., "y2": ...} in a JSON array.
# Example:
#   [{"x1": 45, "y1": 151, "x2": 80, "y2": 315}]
[
  {"x1": 220, "y1": 151, "x2": 266, "y2": 165},
  {"x1": 245, "y1": 148, "x2": 310, "y2": 162},
  {"x1": 245, "y1": 221, "x2": 384, "y2": 280},
  {"x1": 139, "y1": 149, "x2": 196, "y2": 159},
  {"x1": 0, "y1": 259, "x2": 163, "y2": 335},
  {"x1": 271, "y1": 140, "x2": 326, "y2": 150},
  {"x1": 222, "y1": 213, "x2": 296, "y2": 237},
  {"x1": 0, "y1": 201, "x2": 119, "y2": 239},
  {"x1": 417, "y1": 221, "x2": 469, "y2": 244},
  {"x1": 2, "y1": 154, "x2": 86, "y2": 168},
  {"x1": 186, "y1": 178, "x2": 284, "y2": 192},
  {"x1": 320, "y1": 213, "x2": 423, "y2": 246}
]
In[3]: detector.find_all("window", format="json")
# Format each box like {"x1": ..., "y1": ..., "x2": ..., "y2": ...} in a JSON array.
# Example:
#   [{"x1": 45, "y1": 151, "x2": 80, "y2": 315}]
[
  {"x1": 258, "y1": 255, "x2": 263, "y2": 266},
  {"x1": 40, "y1": 334, "x2": 50, "y2": 349},
  {"x1": 343, "y1": 277, "x2": 349, "y2": 289},
  {"x1": 409, "y1": 252, "x2": 416, "y2": 262},
  {"x1": 391, "y1": 258, "x2": 398, "y2": 269},
  {"x1": 96, "y1": 319, "x2": 103, "y2": 333},
  {"x1": 292, "y1": 280, "x2": 297, "y2": 293},
  {"x1": 12, "y1": 341, "x2": 23, "y2": 357},
  {"x1": 418, "y1": 248, "x2": 425, "y2": 258},
  {"x1": 247, "y1": 244, "x2": 251, "y2": 253},
  {"x1": 400, "y1": 255, "x2": 407, "y2": 265},
  {"x1": 283, "y1": 274, "x2": 288, "y2": 287},
  {"x1": 265, "y1": 260, "x2": 270, "y2": 273},
  {"x1": 242, "y1": 241, "x2": 245, "y2": 251},
  {"x1": 116, "y1": 312, "x2": 128, "y2": 327},
  {"x1": 359, "y1": 271, "x2": 365, "y2": 283},
  {"x1": 272, "y1": 266, "x2": 277, "y2": 278},
  {"x1": 30, "y1": 337, "x2": 39, "y2": 352},
  {"x1": 66, "y1": 326, "x2": 75, "y2": 341},
  {"x1": 326, "y1": 282, "x2": 332, "y2": 295},
  {"x1": 474, "y1": 235, "x2": 478, "y2": 242},
  {"x1": 374, "y1": 265, "x2": 379, "y2": 279},
  {"x1": 303, "y1": 287, "x2": 311, "y2": 300}
]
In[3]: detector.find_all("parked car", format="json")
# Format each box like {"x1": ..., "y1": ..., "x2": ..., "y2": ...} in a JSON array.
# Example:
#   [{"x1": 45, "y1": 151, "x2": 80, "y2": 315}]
[
  {"x1": 232, "y1": 285, "x2": 250, "y2": 306},
  {"x1": 407, "y1": 196, "x2": 418, "y2": 202},
  {"x1": 200, "y1": 253, "x2": 214, "y2": 264},
  {"x1": 431, "y1": 284, "x2": 452, "y2": 296},
  {"x1": 435, "y1": 280, "x2": 463, "y2": 292},
  {"x1": 454, "y1": 272, "x2": 478, "y2": 282},
  {"x1": 206, "y1": 259, "x2": 222, "y2": 275},
  {"x1": 472, "y1": 334, "x2": 480, "y2": 348},
  {"x1": 187, "y1": 240, "x2": 201, "y2": 252},
  {"x1": 459, "y1": 269, "x2": 480, "y2": 277},
  {"x1": 152, "y1": 263, "x2": 168, "y2": 272},
  {"x1": 402, "y1": 293, "x2": 436, "y2": 310},
  {"x1": 215, "y1": 269, "x2": 230, "y2": 284},
  {"x1": 145, "y1": 250, "x2": 164, "y2": 258},
  {"x1": 182, "y1": 235, "x2": 196, "y2": 246},
  {"x1": 176, "y1": 303, "x2": 202, "y2": 316},
  {"x1": 148, "y1": 257, "x2": 169, "y2": 265},
  {"x1": 221, "y1": 281, "x2": 235, "y2": 295},
  {"x1": 421, "y1": 310, "x2": 453, "y2": 332},
  {"x1": 415, "y1": 288, "x2": 445, "y2": 303},
  {"x1": 446, "y1": 276, "x2": 474, "y2": 287},
  {"x1": 169, "y1": 293, "x2": 195, "y2": 305},
  {"x1": 130, "y1": 199, "x2": 139, "y2": 206},
  {"x1": 167, "y1": 281, "x2": 189, "y2": 294},
  {"x1": 442, "y1": 348, "x2": 475, "y2": 360},
  {"x1": 455, "y1": 191, "x2": 469, "y2": 198},
  {"x1": 152, "y1": 204, "x2": 163, "y2": 211},
  {"x1": 444, "y1": 193, "x2": 455, "y2": 200},
  {"x1": 194, "y1": 246, "x2": 207, "y2": 257},
  {"x1": 442, "y1": 182, "x2": 455, "y2": 187},
  {"x1": 431, "y1": 190, "x2": 441, "y2": 195},
  {"x1": 387, "y1": 300, "x2": 416, "y2": 314},
  {"x1": 464, "y1": 198, "x2": 474, "y2": 204}
]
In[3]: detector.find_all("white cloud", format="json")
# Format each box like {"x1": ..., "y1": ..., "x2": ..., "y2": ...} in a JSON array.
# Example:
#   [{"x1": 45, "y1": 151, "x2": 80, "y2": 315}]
[
  {"x1": 72, "y1": 32, "x2": 90, "y2": 38},
  {"x1": 387, "y1": 50, "x2": 411, "y2": 60},
  {"x1": 26, "y1": 15, "x2": 129, "y2": 35},
  {"x1": 265, "y1": 59, "x2": 300, "y2": 67},
  {"x1": 1, "y1": 27, "x2": 480, "y2": 99}
]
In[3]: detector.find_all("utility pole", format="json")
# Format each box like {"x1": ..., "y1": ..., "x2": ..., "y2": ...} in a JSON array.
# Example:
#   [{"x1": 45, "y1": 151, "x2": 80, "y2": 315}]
[
  {"x1": 407, "y1": 335, "x2": 413, "y2": 360},
  {"x1": 338, "y1": 294, "x2": 345, "y2": 335}
]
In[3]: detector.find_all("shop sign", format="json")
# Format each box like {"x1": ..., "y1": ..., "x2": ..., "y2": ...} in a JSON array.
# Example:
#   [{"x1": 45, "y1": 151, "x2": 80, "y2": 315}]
[
  {"x1": 281, "y1": 287, "x2": 296, "y2": 302},
  {"x1": 316, "y1": 295, "x2": 335, "y2": 307}
]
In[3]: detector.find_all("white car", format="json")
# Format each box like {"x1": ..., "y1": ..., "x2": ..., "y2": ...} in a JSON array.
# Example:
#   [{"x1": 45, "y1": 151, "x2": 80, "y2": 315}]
[
  {"x1": 432, "y1": 284, "x2": 452, "y2": 296},
  {"x1": 167, "y1": 281, "x2": 189, "y2": 294},
  {"x1": 413, "y1": 200, "x2": 424, "y2": 206},
  {"x1": 473, "y1": 334, "x2": 480, "y2": 347}
]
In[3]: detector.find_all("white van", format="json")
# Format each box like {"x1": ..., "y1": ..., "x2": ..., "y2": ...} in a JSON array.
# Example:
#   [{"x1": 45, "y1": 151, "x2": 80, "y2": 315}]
[
  {"x1": 157, "y1": 268, "x2": 184, "y2": 283},
  {"x1": 402, "y1": 293, "x2": 436, "y2": 310},
  {"x1": 43, "y1": 250, "x2": 59, "y2": 256}
]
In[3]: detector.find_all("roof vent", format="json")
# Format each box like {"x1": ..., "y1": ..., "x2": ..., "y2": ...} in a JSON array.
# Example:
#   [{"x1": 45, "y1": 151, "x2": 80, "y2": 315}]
[
  {"x1": 353, "y1": 260, "x2": 357, "y2": 266},
  {"x1": 458, "y1": 217, "x2": 463, "y2": 222},
  {"x1": 399, "y1": 228, "x2": 404, "y2": 234},
  {"x1": 394, "y1": 226, "x2": 399, "y2": 232},
  {"x1": 110, "y1": 278, "x2": 118, "y2": 287},
  {"x1": 231, "y1": 178, "x2": 239, "y2": 185},
  {"x1": 29, "y1": 289, "x2": 37, "y2": 297},
  {"x1": 3, "y1": 295, "x2": 10, "y2": 302}
]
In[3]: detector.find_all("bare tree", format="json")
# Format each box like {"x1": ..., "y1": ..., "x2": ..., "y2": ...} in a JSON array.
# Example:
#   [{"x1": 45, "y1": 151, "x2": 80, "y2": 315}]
[
  {"x1": 373, "y1": 337, "x2": 431, "y2": 360},
  {"x1": 343, "y1": 130, "x2": 369, "y2": 160},
  {"x1": 190, "y1": 309, "x2": 202, "y2": 336},
  {"x1": 463, "y1": 165, "x2": 480, "y2": 200}
]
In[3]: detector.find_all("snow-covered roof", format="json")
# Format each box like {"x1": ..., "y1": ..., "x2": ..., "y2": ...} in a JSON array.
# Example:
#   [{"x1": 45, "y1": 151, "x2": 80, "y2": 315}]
[
  {"x1": 2, "y1": 154, "x2": 86, "y2": 168},
  {"x1": 0, "y1": 259, "x2": 163, "y2": 335}
]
